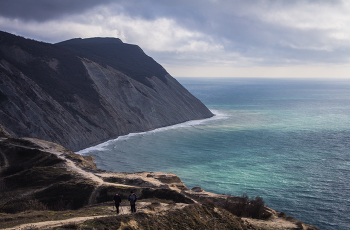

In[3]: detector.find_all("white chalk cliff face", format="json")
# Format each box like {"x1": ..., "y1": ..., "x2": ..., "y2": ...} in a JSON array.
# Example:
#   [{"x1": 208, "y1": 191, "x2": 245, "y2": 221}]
[{"x1": 0, "y1": 31, "x2": 213, "y2": 151}]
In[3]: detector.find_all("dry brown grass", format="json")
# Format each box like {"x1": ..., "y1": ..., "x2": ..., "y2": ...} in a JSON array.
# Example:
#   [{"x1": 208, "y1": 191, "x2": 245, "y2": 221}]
[
  {"x1": 81, "y1": 203, "x2": 252, "y2": 230},
  {"x1": 0, "y1": 203, "x2": 113, "y2": 229}
]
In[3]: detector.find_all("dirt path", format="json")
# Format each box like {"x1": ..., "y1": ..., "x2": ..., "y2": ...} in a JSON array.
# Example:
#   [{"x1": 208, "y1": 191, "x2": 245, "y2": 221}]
[
  {"x1": 23, "y1": 138, "x2": 129, "y2": 188},
  {"x1": 0, "y1": 138, "x2": 198, "y2": 229},
  {"x1": 2, "y1": 202, "x2": 189, "y2": 230},
  {"x1": 2, "y1": 215, "x2": 108, "y2": 230},
  {"x1": 22, "y1": 138, "x2": 187, "y2": 206}
]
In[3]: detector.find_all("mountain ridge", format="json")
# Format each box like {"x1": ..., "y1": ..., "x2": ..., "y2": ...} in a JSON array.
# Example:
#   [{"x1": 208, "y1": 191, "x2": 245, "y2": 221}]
[
  {"x1": 0, "y1": 31, "x2": 213, "y2": 151},
  {"x1": 56, "y1": 36, "x2": 168, "y2": 87}
]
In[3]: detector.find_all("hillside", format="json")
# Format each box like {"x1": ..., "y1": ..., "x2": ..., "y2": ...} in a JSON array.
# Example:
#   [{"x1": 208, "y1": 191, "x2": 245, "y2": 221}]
[
  {"x1": 0, "y1": 31, "x2": 319, "y2": 229},
  {"x1": 0, "y1": 137, "x2": 319, "y2": 229},
  {"x1": 0, "y1": 31, "x2": 213, "y2": 151}
]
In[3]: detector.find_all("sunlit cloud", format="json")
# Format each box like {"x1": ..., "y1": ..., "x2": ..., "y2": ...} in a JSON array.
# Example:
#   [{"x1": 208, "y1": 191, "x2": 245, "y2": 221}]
[{"x1": 1, "y1": 0, "x2": 350, "y2": 78}]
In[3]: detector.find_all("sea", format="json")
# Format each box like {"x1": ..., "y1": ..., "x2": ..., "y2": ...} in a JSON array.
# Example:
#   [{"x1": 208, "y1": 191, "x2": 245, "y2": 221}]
[{"x1": 78, "y1": 77, "x2": 350, "y2": 230}]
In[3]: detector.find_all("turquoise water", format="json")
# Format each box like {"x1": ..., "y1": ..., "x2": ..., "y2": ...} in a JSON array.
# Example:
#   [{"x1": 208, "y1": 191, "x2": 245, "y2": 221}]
[{"x1": 79, "y1": 78, "x2": 350, "y2": 229}]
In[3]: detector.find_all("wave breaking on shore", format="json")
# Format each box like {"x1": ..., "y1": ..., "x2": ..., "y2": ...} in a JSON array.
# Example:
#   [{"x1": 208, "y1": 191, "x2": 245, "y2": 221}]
[{"x1": 77, "y1": 109, "x2": 228, "y2": 155}]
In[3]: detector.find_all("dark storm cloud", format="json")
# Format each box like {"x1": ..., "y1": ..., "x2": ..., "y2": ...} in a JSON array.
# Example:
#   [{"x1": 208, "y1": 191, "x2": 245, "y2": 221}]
[
  {"x1": 0, "y1": 0, "x2": 114, "y2": 21},
  {"x1": 110, "y1": 0, "x2": 348, "y2": 64},
  {"x1": 0, "y1": 0, "x2": 348, "y2": 67}
]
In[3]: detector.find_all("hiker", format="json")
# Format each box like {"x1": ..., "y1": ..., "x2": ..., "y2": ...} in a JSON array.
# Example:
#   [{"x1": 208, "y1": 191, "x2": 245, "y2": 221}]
[
  {"x1": 113, "y1": 193, "x2": 122, "y2": 214},
  {"x1": 128, "y1": 191, "x2": 137, "y2": 213}
]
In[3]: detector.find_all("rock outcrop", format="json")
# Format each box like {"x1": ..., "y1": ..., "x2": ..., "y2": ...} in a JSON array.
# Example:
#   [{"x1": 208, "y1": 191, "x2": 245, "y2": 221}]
[{"x1": 0, "y1": 31, "x2": 213, "y2": 151}]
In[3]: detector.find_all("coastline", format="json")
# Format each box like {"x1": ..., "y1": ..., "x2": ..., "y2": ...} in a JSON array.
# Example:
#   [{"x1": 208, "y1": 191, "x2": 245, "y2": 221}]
[
  {"x1": 76, "y1": 109, "x2": 227, "y2": 155},
  {"x1": 0, "y1": 136, "x2": 319, "y2": 230}
]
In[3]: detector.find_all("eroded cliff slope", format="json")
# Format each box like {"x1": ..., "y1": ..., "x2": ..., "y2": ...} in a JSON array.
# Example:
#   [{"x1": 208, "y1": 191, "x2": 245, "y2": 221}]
[{"x1": 0, "y1": 31, "x2": 213, "y2": 151}]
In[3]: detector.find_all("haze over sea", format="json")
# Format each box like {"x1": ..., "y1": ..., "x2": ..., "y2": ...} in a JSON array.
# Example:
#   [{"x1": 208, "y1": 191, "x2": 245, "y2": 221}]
[{"x1": 78, "y1": 78, "x2": 350, "y2": 230}]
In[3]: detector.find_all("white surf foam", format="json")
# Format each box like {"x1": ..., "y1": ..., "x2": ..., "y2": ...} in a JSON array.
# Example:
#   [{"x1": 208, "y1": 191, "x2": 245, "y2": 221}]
[{"x1": 77, "y1": 109, "x2": 229, "y2": 155}]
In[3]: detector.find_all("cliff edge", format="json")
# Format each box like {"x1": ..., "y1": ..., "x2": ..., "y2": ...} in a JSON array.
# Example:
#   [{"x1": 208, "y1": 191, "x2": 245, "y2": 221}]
[{"x1": 0, "y1": 31, "x2": 213, "y2": 151}]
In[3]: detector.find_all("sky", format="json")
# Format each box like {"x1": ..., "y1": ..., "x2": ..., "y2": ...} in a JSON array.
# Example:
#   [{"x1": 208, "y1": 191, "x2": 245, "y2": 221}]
[{"x1": 1, "y1": 0, "x2": 350, "y2": 79}]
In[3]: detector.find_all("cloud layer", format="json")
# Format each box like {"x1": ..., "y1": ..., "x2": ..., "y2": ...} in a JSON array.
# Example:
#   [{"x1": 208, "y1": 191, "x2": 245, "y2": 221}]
[{"x1": 1, "y1": 0, "x2": 350, "y2": 77}]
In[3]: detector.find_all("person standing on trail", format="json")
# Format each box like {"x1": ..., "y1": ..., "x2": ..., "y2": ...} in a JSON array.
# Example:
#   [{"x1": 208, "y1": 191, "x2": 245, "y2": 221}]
[
  {"x1": 113, "y1": 193, "x2": 122, "y2": 214},
  {"x1": 128, "y1": 191, "x2": 137, "y2": 213}
]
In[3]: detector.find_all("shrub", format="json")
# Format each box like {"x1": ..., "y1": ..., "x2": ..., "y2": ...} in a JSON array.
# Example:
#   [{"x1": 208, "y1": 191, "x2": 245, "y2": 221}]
[
  {"x1": 223, "y1": 193, "x2": 272, "y2": 219},
  {"x1": 278, "y1": 211, "x2": 287, "y2": 217},
  {"x1": 51, "y1": 197, "x2": 71, "y2": 211},
  {"x1": 25, "y1": 199, "x2": 48, "y2": 211}
]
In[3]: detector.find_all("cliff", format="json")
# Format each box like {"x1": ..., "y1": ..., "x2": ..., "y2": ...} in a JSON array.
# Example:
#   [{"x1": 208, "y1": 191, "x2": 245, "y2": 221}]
[
  {"x1": 0, "y1": 137, "x2": 319, "y2": 229},
  {"x1": 0, "y1": 31, "x2": 213, "y2": 151}
]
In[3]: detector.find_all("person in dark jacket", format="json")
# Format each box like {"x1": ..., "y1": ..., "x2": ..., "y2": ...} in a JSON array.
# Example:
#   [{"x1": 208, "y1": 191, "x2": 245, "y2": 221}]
[
  {"x1": 128, "y1": 191, "x2": 137, "y2": 213},
  {"x1": 113, "y1": 193, "x2": 122, "y2": 214}
]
